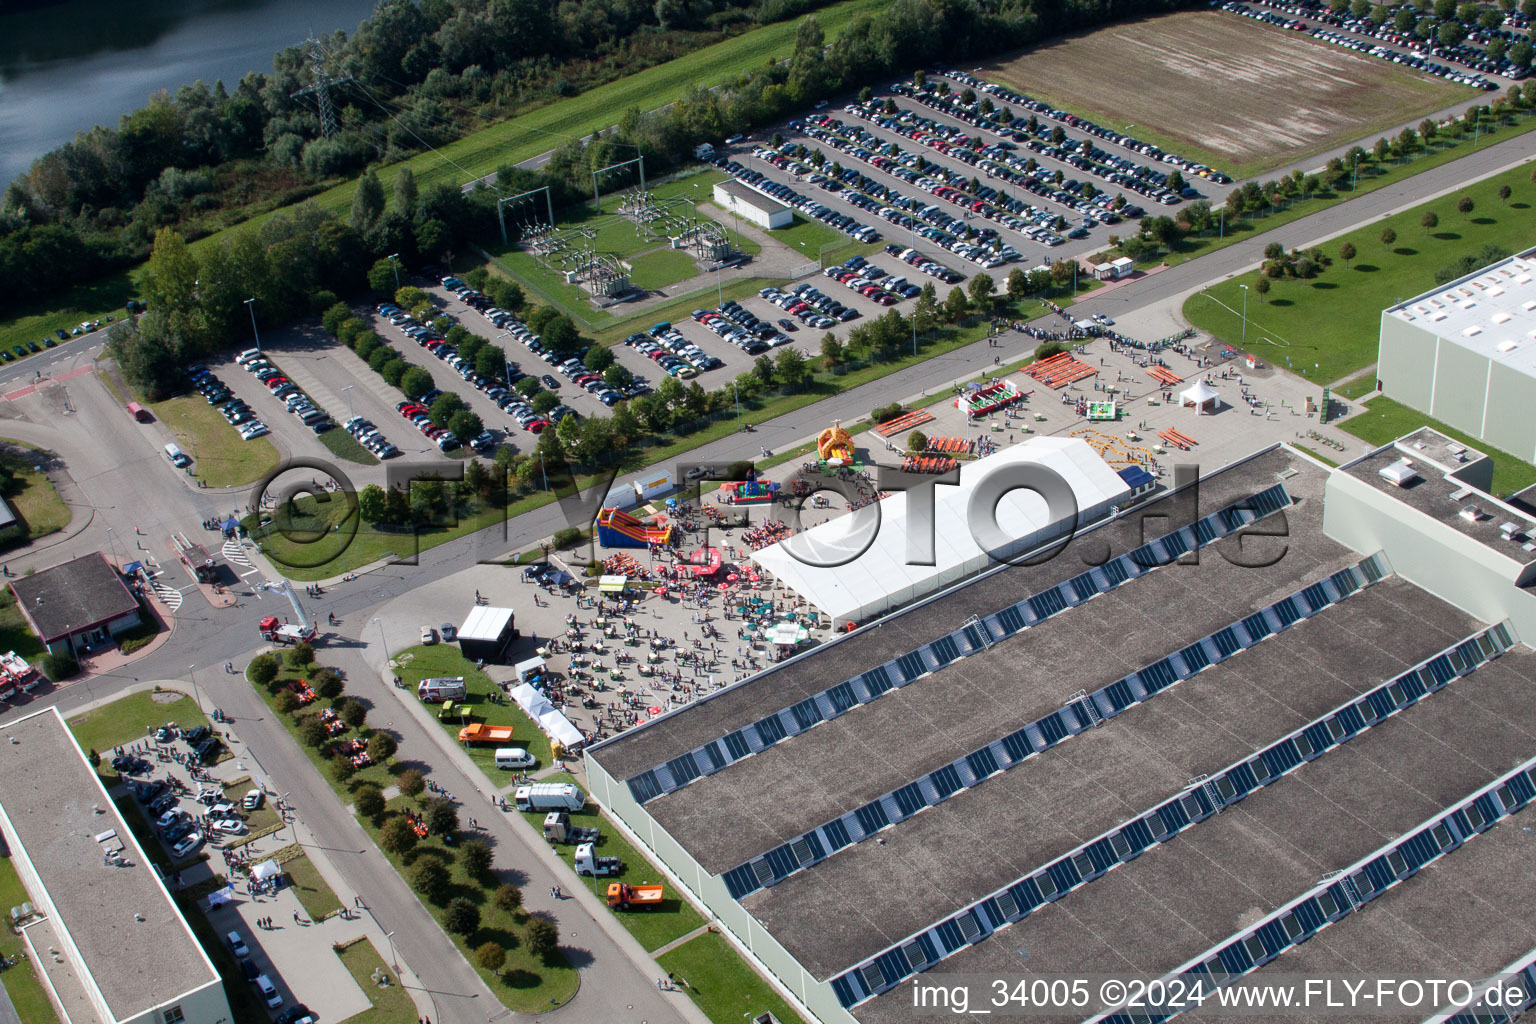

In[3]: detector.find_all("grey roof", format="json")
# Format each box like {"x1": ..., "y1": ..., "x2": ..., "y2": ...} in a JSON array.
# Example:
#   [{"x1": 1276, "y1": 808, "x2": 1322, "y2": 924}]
[
  {"x1": 1384, "y1": 246, "x2": 1536, "y2": 378},
  {"x1": 1343, "y1": 438, "x2": 1536, "y2": 566},
  {"x1": 849, "y1": 648, "x2": 1536, "y2": 1024},
  {"x1": 714, "y1": 178, "x2": 790, "y2": 216},
  {"x1": 0, "y1": 709, "x2": 217, "y2": 1022},
  {"x1": 588, "y1": 446, "x2": 1305, "y2": 784},
  {"x1": 9, "y1": 552, "x2": 139, "y2": 642},
  {"x1": 747, "y1": 576, "x2": 1478, "y2": 980}
]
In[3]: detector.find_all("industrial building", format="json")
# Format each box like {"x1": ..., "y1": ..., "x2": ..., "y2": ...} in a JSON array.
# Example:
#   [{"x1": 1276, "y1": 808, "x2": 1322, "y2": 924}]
[
  {"x1": 586, "y1": 436, "x2": 1536, "y2": 1024},
  {"x1": 10, "y1": 551, "x2": 143, "y2": 656},
  {"x1": 1376, "y1": 245, "x2": 1536, "y2": 461},
  {"x1": 0, "y1": 707, "x2": 231, "y2": 1024},
  {"x1": 712, "y1": 180, "x2": 793, "y2": 229}
]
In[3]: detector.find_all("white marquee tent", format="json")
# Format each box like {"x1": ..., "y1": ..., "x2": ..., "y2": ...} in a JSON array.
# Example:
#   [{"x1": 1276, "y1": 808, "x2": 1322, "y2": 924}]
[
  {"x1": 750, "y1": 437, "x2": 1130, "y2": 624},
  {"x1": 510, "y1": 682, "x2": 585, "y2": 751},
  {"x1": 1181, "y1": 380, "x2": 1221, "y2": 413}
]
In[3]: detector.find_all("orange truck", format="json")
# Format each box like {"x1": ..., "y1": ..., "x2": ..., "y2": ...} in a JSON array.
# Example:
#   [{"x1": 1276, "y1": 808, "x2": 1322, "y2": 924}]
[
  {"x1": 458, "y1": 723, "x2": 515, "y2": 744},
  {"x1": 606, "y1": 882, "x2": 664, "y2": 910}
]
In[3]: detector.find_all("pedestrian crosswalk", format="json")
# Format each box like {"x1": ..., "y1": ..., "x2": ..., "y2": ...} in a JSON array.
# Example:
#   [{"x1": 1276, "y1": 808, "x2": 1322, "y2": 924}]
[
  {"x1": 151, "y1": 580, "x2": 183, "y2": 612},
  {"x1": 222, "y1": 539, "x2": 254, "y2": 568}
]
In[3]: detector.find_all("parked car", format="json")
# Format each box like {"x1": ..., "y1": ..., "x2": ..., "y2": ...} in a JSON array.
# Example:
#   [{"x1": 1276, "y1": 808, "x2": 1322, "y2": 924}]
[
  {"x1": 420, "y1": 625, "x2": 437, "y2": 645},
  {"x1": 227, "y1": 931, "x2": 249, "y2": 958},
  {"x1": 171, "y1": 832, "x2": 204, "y2": 859}
]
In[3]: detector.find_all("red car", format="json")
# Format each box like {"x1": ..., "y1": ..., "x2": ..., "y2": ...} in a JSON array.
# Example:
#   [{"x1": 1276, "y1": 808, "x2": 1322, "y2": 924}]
[{"x1": 265, "y1": 376, "x2": 289, "y2": 389}]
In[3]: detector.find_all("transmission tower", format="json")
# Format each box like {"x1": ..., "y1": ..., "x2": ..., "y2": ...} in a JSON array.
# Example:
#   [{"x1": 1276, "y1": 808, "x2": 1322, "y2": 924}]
[{"x1": 291, "y1": 38, "x2": 354, "y2": 139}]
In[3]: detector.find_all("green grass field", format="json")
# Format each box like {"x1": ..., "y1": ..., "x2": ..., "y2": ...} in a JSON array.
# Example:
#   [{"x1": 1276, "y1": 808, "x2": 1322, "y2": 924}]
[
  {"x1": 657, "y1": 931, "x2": 810, "y2": 1024},
  {"x1": 391, "y1": 643, "x2": 557, "y2": 775},
  {"x1": 335, "y1": 939, "x2": 417, "y2": 1024},
  {"x1": 0, "y1": 857, "x2": 62, "y2": 1024},
  {"x1": 766, "y1": 213, "x2": 863, "y2": 266},
  {"x1": 317, "y1": 426, "x2": 380, "y2": 465},
  {"x1": 1183, "y1": 162, "x2": 1536, "y2": 386},
  {"x1": 4, "y1": 464, "x2": 69, "y2": 543},
  {"x1": 514, "y1": 772, "x2": 706, "y2": 951},
  {"x1": 153, "y1": 395, "x2": 281, "y2": 488},
  {"x1": 0, "y1": 591, "x2": 43, "y2": 661},
  {"x1": 282, "y1": 852, "x2": 345, "y2": 921},
  {"x1": 188, "y1": 0, "x2": 888, "y2": 259},
  {"x1": 0, "y1": 270, "x2": 136, "y2": 365},
  {"x1": 68, "y1": 688, "x2": 208, "y2": 756},
  {"x1": 1338, "y1": 396, "x2": 1536, "y2": 497}
]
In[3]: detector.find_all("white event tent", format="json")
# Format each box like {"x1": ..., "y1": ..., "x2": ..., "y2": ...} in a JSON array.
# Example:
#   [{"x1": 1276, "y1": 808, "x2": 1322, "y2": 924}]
[{"x1": 750, "y1": 436, "x2": 1130, "y2": 624}]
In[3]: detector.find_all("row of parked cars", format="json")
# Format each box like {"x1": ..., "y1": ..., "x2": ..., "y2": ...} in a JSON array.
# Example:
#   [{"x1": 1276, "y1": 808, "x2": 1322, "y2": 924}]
[
  {"x1": 189, "y1": 363, "x2": 269, "y2": 440},
  {"x1": 1253, "y1": 0, "x2": 1521, "y2": 81},
  {"x1": 708, "y1": 158, "x2": 883, "y2": 244},
  {"x1": 1305, "y1": 21, "x2": 1506, "y2": 87},
  {"x1": 758, "y1": 283, "x2": 861, "y2": 328},
  {"x1": 693, "y1": 300, "x2": 798, "y2": 354},
  {"x1": 233, "y1": 349, "x2": 334, "y2": 435},
  {"x1": 941, "y1": 68, "x2": 1233, "y2": 184},
  {"x1": 340, "y1": 416, "x2": 402, "y2": 458},
  {"x1": 621, "y1": 323, "x2": 725, "y2": 378}
]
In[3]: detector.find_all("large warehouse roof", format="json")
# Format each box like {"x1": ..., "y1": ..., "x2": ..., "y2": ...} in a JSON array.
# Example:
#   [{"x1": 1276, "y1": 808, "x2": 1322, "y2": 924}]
[
  {"x1": 750, "y1": 436, "x2": 1132, "y2": 623},
  {"x1": 1384, "y1": 245, "x2": 1536, "y2": 375}
]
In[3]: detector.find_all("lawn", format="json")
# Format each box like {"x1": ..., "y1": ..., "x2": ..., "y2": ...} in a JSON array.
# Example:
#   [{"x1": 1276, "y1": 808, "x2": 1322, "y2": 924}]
[
  {"x1": 317, "y1": 427, "x2": 379, "y2": 466},
  {"x1": 629, "y1": 248, "x2": 705, "y2": 291},
  {"x1": 657, "y1": 931, "x2": 810, "y2": 1024},
  {"x1": 334, "y1": 939, "x2": 417, "y2": 1024},
  {"x1": 1183, "y1": 162, "x2": 1536, "y2": 386},
  {"x1": 282, "y1": 851, "x2": 344, "y2": 921},
  {"x1": 1339, "y1": 396, "x2": 1536, "y2": 497},
  {"x1": 0, "y1": 449, "x2": 70, "y2": 545},
  {"x1": 391, "y1": 644, "x2": 556, "y2": 776},
  {"x1": 0, "y1": 857, "x2": 62, "y2": 1024},
  {"x1": 247, "y1": 657, "x2": 579, "y2": 1013},
  {"x1": 67, "y1": 688, "x2": 208, "y2": 757},
  {"x1": 982, "y1": 10, "x2": 1471, "y2": 179},
  {"x1": 514, "y1": 772, "x2": 705, "y2": 951},
  {"x1": 152, "y1": 395, "x2": 281, "y2": 489},
  {"x1": 766, "y1": 213, "x2": 871, "y2": 268},
  {"x1": 0, "y1": 590, "x2": 43, "y2": 662}
]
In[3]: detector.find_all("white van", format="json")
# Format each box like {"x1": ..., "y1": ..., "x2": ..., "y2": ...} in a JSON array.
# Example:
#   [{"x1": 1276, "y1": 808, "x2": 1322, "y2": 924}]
[
  {"x1": 164, "y1": 443, "x2": 191, "y2": 468},
  {"x1": 235, "y1": 348, "x2": 262, "y2": 365},
  {"x1": 495, "y1": 748, "x2": 536, "y2": 770}
]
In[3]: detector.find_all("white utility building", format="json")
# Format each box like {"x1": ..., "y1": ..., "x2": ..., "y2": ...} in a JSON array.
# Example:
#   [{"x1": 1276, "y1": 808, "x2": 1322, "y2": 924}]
[
  {"x1": 751, "y1": 437, "x2": 1131, "y2": 624},
  {"x1": 712, "y1": 180, "x2": 793, "y2": 229}
]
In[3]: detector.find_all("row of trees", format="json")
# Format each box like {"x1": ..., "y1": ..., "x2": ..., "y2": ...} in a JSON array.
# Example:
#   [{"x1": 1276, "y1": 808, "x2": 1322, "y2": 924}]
[{"x1": 1333, "y1": 0, "x2": 1535, "y2": 63}]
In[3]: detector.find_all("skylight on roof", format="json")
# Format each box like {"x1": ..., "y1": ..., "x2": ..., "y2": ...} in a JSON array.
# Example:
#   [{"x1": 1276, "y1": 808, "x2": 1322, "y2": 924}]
[
  {"x1": 1493, "y1": 312, "x2": 1512, "y2": 324},
  {"x1": 1463, "y1": 326, "x2": 1482, "y2": 336}
]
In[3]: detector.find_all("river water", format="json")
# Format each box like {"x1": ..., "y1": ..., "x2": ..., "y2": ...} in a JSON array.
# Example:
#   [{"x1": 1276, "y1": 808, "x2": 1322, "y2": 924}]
[{"x1": 0, "y1": 0, "x2": 379, "y2": 186}]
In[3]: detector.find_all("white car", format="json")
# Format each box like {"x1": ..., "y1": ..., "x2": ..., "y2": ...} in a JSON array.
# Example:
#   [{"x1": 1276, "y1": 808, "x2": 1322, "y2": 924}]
[
  {"x1": 155, "y1": 808, "x2": 185, "y2": 830},
  {"x1": 255, "y1": 975, "x2": 283, "y2": 1009},
  {"x1": 420, "y1": 625, "x2": 437, "y2": 645},
  {"x1": 227, "y1": 931, "x2": 249, "y2": 958},
  {"x1": 243, "y1": 788, "x2": 264, "y2": 811},
  {"x1": 170, "y1": 831, "x2": 203, "y2": 859},
  {"x1": 495, "y1": 748, "x2": 537, "y2": 769},
  {"x1": 210, "y1": 818, "x2": 248, "y2": 836}
]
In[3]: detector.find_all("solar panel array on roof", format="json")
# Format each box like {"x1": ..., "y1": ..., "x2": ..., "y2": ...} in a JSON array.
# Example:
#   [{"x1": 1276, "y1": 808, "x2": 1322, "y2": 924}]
[
  {"x1": 626, "y1": 483, "x2": 1296, "y2": 806},
  {"x1": 720, "y1": 553, "x2": 1392, "y2": 900},
  {"x1": 828, "y1": 620, "x2": 1515, "y2": 1007}
]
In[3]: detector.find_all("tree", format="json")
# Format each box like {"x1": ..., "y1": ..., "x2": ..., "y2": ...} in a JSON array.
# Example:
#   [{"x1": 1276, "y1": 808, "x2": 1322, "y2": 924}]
[
  {"x1": 367, "y1": 732, "x2": 397, "y2": 763},
  {"x1": 426, "y1": 797, "x2": 459, "y2": 836},
  {"x1": 967, "y1": 273, "x2": 996, "y2": 307},
  {"x1": 410, "y1": 856, "x2": 450, "y2": 904},
  {"x1": 1381, "y1": 227, "x2": 1397, "y2": 248},
  {"x1": 1339, "y1": 242, "x2": 1356, "y2": 268},
  {"x1": 1422, "y1": 210, "x2": 1439, "y2": 230},
  {"x1": 248, "y1": 653, "x2": 278, "y2": 687},
  {"x1": 531, "y1": 391, "x2": 558, "y2": 414},
  {"x1": 1511, "y1": 40, "x2": 1534, "y2": 70},
  {"x1": 526, "y1": 918, "x2": 559, "y2": 960},
  {"x1": 1457, "y1": 196, "x2": 1474, "y2": 218},
  {"x1": 355, "y1": 784, "x2": 386, "y2": 819},
  {"x1": 774, "y1": 348, "x2": 810, "y2": 391},
  {"x1": 449, "y1": 409, "x2": 483, "y2": 442},
  {"x1": 398, "y1": 769, "x2": 425, "y2": 798},
  {"x1": 1166, "y1": 170, "x2": 1186, "y2": 195},
  {"x1": 583, "y1": 345, "x2": 615, "y2": 373},
  {"x1": 382, "y1": 359, "x2": 408, "y2": 388},
  {"x1": 494, "y1": 883, "x2": 523, "y2": 913},
  {"x1": 477, "y1": 943, "x2": 506, "y2": 973},
  {"x1": 1255, "y1": 276, "x2": 1271, "y2": 299},
  {"x1": 274, "y1": 690, "x2": 300, "y2": 714},
  {"x1": 429, "y1": 392, "x2": 465, "y2": 429},
  {"x1": 444, "y1": 897, "x2": 481, "y2": 936},
  {"x1": 461, "y1": 838, "x2": 493, "y2": 876},
  {"x1": 820, "y1": 334, "x2": 844, "y2": 369},
  {"x1": 914, "y1": 69, "x2": 927, "y2": 89},
  {"x1": 350, "y1": 170, "x2": 386, "y2": 232},
  {"x1": 944, "y1": 287, "x2": 969, "y2": 322},
  {"x1": 1007, "y1": 268, "x2": 1029, "y2": 300},
  {"x1": 312, "y1": 667, "x2": 343, "y2": 700},
  {"x1": 1498, "y1": 185, "x2": 1513, "y2": 205},
  {"x1": 340, "y1": 699, "x2": 367, "y2": 728},
  {"x1": 401, "y1": 366, "x2": 433, "y2": 400},
  {"x1": 289, "y1": 640, "x2": 314, "y2": 668},
  {"x1": 907, "y1": 430, "x2": 928, "y2": 453},
  {"x1": 300, "y1": 717, "x2": 329, "y2": 748},
  {"x1": 379, "y1": 815, "x2": 417, "y2": 854},
  {"x1": 358, "y1": 483, "x2": 388, "y2": 524},
  {"x1": 1437, "y1": 19, "x2": 1466, "y2": 45},
  {"x1": 1264, "y1": 242, "x2": 1285, "y2": 261},
  {"x1": 367, "y1": 258, "x2": 397, "y2": 293},
  {"x1": 541, "y1": 316, "x2": 581, "y2": 356}
]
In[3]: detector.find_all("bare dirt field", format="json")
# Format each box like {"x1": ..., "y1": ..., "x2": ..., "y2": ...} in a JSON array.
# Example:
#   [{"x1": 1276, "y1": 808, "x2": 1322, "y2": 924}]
[{"x1": 981, "y1": 10, "x2": 1471, "y2": 178}]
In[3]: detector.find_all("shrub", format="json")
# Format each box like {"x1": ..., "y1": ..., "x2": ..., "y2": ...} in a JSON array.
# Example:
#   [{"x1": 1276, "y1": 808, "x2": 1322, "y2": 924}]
[
  {"x1": 426, "y1": 796, "x2": 458, "y2": 836},
  {"x1": 330, "y1": 756, "x2": 357, "y2": 783},
  {"x1": 312, "y1": 667, "x2": 343, "y2": 700},
  {"x1": 354, "y1": 784, "x2": 386, "y2": 819},
  {"x1": 248, "y1": 653, "x2": 279, "y2": 687},
  {"x1": 871, "y1": 402, "x2": 903, "y2": 424},
  {"x1": 476, "y1": 942, "x2": 506, "y2": 972},
  {"x1": 493, "y1": 883, "x2": 523, "y2": 913},
  {"x1": 397, "y1": 769, "x2": 426, "y2": 798},
  {"x1": 289, "y1": 641, "x2": 315, "y2": 669},
  {"x1": 1034, "y1": 342, "x2": 1064, "y2": 360},
  {"x1": 340, "y1": 698, "x2": 367, "y2": 729},
  {"x1": 444, "y1": 897, "x2": 480, "y2": 936},
  {"x1": 552, "y1": 527, "x2": 584, "y2": 549},
  {"x1": 41, "y1": 652, "x2": 77, "y2": 682},
  {"x1": 410, "y1": 856, "x2": 450, "y2": 903},
  {"x1": 379, "y1": 815, "x2": 417, "y2": 854},
  {"x1": 906, "y1": 431, "x2": 928, "y2": 453},
  {"x1": 274, "y1": 690, "x2": 300, "y2": 714},
  {"x1": 461, "y1": 838, "x2": 493, "y2": 877}
]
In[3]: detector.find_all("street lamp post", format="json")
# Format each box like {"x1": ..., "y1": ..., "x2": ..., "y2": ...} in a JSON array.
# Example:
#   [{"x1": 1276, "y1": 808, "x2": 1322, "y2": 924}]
[
  {"x1": 188, "y1": 664, "x2": 202, "y2": 712},
  {"x1": 374, "y1": 617, "x2": 390, "y2": 665},
  {"x1": 385, "y1": 931, "x2": 398, "y2": 973},
  {"x1": 243, "y1": 298, "x2": 261, "y2": 354},
  {"x1": 1351, "y1": 151, "x2": 1361, "y2": 192},
  {"x1": 1239, "y1": 284, "x2": 1250, "y2": 349},
  {"x1": 341, "y1": 385, "x2": 355, "y2": 422},
  {"x1": 730, "y1": 380, "x2": 741, "y2": 429},
  {"x1": 387, "y1": 253, "x2": 402, "y2": 291}
]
